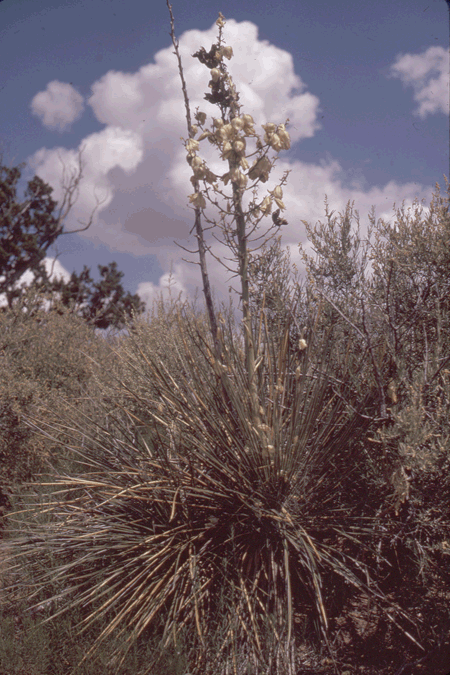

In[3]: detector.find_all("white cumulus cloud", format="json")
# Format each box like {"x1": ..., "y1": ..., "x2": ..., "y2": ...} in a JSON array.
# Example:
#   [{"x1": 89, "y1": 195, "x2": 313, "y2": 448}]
[
  {"x1": 26, "y1": 19, "x2": 436, "y2": 305},
  {"x1": 388, "y1": 46, "x2": 449, "y2": 118},
  {"x1": 30, "y1": 81, "x2": 85, "y2": 131},
  {"x1": 87, "y1": 19, "x2": 321, "y2": 144},
  {"x1": 28, "y1": 126, "x2": 145, "y2": 246}
]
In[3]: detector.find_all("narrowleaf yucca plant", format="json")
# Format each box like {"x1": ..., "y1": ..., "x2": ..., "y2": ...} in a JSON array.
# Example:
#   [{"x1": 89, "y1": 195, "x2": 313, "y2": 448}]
[
  {"x1": 2, "y1": 8, "x2": 428, "y2": 675},
  {"x1": 4, "y1": 303, "x2": 421, "y2": 675}
]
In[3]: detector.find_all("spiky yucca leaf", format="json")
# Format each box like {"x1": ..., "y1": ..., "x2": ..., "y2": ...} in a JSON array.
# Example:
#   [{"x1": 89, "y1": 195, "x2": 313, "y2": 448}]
[{"x1": 4, "y1": 304, "x2": 422, "y2": 674}]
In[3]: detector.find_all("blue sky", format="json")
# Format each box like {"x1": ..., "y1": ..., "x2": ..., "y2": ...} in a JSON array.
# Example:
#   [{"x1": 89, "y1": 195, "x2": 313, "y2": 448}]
[{"x1": 1, "y1": 0, "x2": 449, "y2": 307}]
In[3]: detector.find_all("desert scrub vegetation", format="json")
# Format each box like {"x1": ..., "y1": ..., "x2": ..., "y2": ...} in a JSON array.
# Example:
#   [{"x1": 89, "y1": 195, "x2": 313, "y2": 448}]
[
  {"x1": 1, "y1": 5, "x2": 450, "y2": 675},
  {"x1": 0, "y1": 285, "x2": 119, "y2": 523}
]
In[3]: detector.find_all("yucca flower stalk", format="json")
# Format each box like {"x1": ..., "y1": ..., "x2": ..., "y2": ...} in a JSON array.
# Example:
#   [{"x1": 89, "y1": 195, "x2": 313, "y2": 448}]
[{"x1": 168, "y1": 3, "x2": 291, "y2": 436}]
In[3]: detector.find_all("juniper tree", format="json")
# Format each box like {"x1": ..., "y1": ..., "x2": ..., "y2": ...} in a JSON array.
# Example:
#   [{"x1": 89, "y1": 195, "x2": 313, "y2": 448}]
[{"x1": 0, "y1": 158, "x2": 145, "y2": 329}]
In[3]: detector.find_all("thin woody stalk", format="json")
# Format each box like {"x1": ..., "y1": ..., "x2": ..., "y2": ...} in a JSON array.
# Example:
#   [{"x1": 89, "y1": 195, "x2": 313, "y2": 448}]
[
  {"x1": 221, "y1": 67, "x2": 259, "y2": 420},
  {"x1": 166, "y1": 0, "x2": 219, "y2": 355},
  {"x1": 231, "y1": 156, "x2": 260, "y2": 423}
]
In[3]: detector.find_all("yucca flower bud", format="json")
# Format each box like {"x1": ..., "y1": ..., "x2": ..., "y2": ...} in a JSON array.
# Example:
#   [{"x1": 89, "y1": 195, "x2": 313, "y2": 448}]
[
  {"x1": 197, "y1": 130, "x2": 212, "y2": 142},
  {"x1": 190, "y1": 125, "x2": 198, "y2": 136},
  {"x1": 216, "y1": 12, "x2": 225, "y2": 28}
]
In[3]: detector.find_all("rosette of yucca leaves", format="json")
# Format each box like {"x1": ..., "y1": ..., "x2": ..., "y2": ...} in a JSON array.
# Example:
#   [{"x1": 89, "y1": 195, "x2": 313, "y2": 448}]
[{"x1": 4, "y1": 303, "x2": 422, "y2": 675}]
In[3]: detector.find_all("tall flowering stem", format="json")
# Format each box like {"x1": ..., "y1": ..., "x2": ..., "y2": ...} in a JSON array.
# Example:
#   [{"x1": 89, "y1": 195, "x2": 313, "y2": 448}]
[{"x1": 170, "y1": 9, "x2": 291, "y2": 426}]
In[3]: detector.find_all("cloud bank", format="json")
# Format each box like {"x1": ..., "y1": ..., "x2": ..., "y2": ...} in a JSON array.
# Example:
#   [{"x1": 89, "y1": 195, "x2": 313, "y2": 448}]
[
  {"x1": 28, "y1": 20, "x2": 442, "y2": 302},
  {"x1": 389, "y1": 46, "x2": 449, "y2": 119}
]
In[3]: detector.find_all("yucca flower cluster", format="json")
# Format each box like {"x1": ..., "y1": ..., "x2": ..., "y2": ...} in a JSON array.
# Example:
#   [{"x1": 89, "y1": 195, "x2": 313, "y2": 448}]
[{"x1": 185, "y1": 35, "x2": 290, "y2": 223}]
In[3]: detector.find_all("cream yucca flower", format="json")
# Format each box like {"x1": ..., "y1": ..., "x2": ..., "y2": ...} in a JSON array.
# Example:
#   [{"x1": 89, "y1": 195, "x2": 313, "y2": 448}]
[
  {"x1": 197, "y1": 130, "x2": 212, "y2": 142},
  {"x1": 191, "y1": 156, "x2": 203, "y2": 169},
  {"x1": 230, "y1": 168, "x2": 248, "y2": 188},
  {"x1": 242, "y1": 113, "x2": 255, "y2": 127},
  {"x1": 262, "y1": 123, "x2": 277, "y2": 134},
  {"x1": 233, "y1": 139, "x2": 246, "y2": 155},
  {"x1": 260, "y1": 194, "x2": 273, "y2": 215},
  {"x1": 188, "y1": 192, "x2": 206, "y2": 208},
  {"x1": 268, "y1": 133, "x2": 282, "y2": 151},
  {"x1": 219, "y1": 45, "x2": 233, "y2": 60},
  {"x1": 248, "y1": 156, "x2": 272, "y2": 183},
  {"x1": 231, "y1": 117, "x2": 245, "y2": 131},
  {"x1": 277, "y1": 123, "x2": 291, "y2": 149},
  {"x1": 210, "y1": 68, "x2": 221, "y2": 82},
  {"x1": 217, "y1": 124, "x2": 234, "y2": 142},
  {"x1": 271, "y1": 185, "x2": 285, "y2": 210},
  {"x1": 261, "y1": 122, "x2": 291, "y2": 151},
  {"x1": 239, "y1": 156, "x2": 249, "y2": 170},
  {"x1": 222, "y1": 123, "x2": 234, "y2": 138},
  {"x1": 272, "y1": 185, "x2": 283, "y2": 199},
  {"x1": 185, "y1": 138, "x2": 199, "y2": 153},
  {"x1": 221, "y1": 141, "x2": 233, "y2": 159}
]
